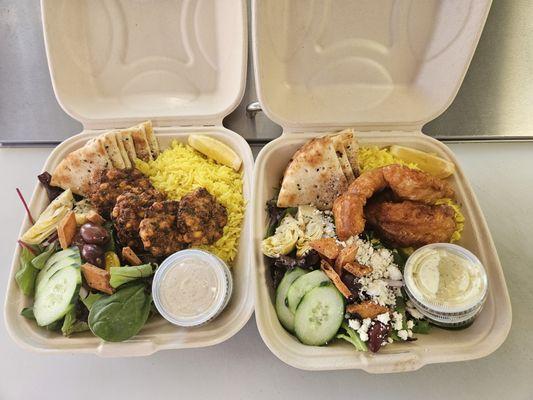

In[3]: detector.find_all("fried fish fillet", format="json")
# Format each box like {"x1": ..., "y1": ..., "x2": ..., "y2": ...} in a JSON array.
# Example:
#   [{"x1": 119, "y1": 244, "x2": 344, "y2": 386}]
[{"x1": 364, "y1": 200, "x2": 456, "y2": 248}]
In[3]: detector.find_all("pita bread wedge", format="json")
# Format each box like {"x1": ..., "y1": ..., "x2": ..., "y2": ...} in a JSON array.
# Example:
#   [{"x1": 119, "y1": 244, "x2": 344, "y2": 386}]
[
  {"x1": 51, "y1": 139, "x2": 111, "y2": 196},
  {"x1": 97, "y1": 132, "x2": 126, "y2": 169},
  {"x1": 116, "y1": 129, "x2": 137, "y2": 165},
  {"x1": 129, "y1": 126, "x2": 152, "y2": 162},
  {"x1": 112, "y1": 130, "x2": 132, "y2": 168},
  {"x1": 136, "y1": 120, "x2": 160, "y2": 160},
  {"x1": 277, "y1": 135, "x2": 348, "y2": 210},
  {"x1": 331, "y1": 134, "x2": 355, "y2": 184},
  {"x1": 336, "y1": 128, "x2": 359, "y2": 177}
]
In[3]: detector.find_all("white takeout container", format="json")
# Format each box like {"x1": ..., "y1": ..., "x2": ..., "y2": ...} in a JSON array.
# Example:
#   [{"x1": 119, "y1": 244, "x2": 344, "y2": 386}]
[
  {"x1": 4, "y1": 0, "x2": 254, "y2": 356},
  {"x1": 252, "y1": 0, "x2": 512, "y2": 373}
]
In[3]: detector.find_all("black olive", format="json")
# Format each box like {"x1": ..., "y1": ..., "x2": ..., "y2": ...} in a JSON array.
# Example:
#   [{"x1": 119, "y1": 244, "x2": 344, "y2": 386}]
[
  {"x1": 80, "y1": 223, "x2": 109, "y2": 245},
  {"x1": 82, "y1": 244, "x2": 105, "y2": 268}
]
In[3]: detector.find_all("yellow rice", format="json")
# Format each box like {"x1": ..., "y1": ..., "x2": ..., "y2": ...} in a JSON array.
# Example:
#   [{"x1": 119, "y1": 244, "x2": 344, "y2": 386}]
[
  {"x1": 136, "y1": 141, "x2": 245, "y2": 264},
  {"x1": 357, "y1": 146, "x2": 464, "y2": 242}
]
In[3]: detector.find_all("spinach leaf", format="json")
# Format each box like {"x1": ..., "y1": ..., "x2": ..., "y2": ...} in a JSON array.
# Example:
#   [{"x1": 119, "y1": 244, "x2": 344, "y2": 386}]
[
  {"x1": 31, "y1": 243, "x2": 56, "y2": 270},
  {"x1": 109, "y1": 264, "x2": 154, "y2": 288},
  {"x1": 20, "y1": 307, "x2": 36, "y2": 320},
  {"x1": 88, "y1": 283, "x2": 152, "y2": 342},
  {"x1": 46, "y1": 319, "x2": 63, "y2": 332},
  {"x1": 15, "y1": 247, "x2": 39, "y2": 296}
]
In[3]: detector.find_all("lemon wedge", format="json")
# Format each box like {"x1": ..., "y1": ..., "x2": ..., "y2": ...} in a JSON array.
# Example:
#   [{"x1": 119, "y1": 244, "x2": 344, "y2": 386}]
[
  {"x1": 389, "y1": 145, "x2": 455, "y2": 178},
  {"x1": 188, "y1": 135, "x2": 242, "y2": 171}
]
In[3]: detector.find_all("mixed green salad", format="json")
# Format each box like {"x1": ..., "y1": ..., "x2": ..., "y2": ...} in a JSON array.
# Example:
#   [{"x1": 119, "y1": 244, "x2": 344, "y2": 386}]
[
  {"x1": 14, "y1": 174, "x2": 157, "y2": 342},
  {"x1": 262, "y1": 201, "x2": 430, "y2": 353}
]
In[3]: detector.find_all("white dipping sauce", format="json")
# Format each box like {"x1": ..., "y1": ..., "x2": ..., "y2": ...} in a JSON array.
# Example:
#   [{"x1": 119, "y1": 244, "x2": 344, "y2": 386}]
[
  {"x1": 152, "y1": 250, "x2": 232, "y2": 327},
  {"x1": 160, "y1": 256, "x2": 219, "y2": 318}
]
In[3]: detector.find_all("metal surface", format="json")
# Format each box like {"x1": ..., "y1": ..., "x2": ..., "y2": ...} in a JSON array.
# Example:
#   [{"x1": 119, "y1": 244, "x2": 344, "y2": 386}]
[{"x1": 1, "y1": 0, "x2": 533, "y2": 145}]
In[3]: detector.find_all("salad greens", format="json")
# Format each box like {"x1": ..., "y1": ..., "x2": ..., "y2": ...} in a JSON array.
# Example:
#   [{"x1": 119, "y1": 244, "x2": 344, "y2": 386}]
[
  {"x1": 61, "y1": 306, "x2": 90, "y2": 336},
  {"x1": 88, "y1": 283, "x2": 152, "y2": 342},
  {"x1": 336, "y1": 321, "x2": 368, "y2": 352},
  {"x1": 31, "y1": 243, "x2": 56, "y2": 270},
  {"x1": 15, "y1": 247, "x2": 39, "y2": 296},
  {"x1": 109, "y1": 264, "x2": 154, "y2": 288}
]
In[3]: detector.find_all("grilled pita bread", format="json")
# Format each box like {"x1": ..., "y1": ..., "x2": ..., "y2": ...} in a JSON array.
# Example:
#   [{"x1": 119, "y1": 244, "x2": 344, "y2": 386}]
[
  {"x1": 97, "y1": 132, "x2": 126, "y2": 169},
  {"x1": 277, "y1": 135, "x2": 349, "y2": 210},
  {"x1": 336, "y1": 128, "x2": 359, "y2": 177},
  {"x1": 129, "y1": 126, "x2": 152, "y2": 162},
  {"x1": 51, "y1": 139, "x2": 111, "y2": 196},
  {"x1": 112, "y1": 130, "x2": 132, "y2": 168},
  {"x1": 331, "y1": 134, "x2": 355, "y2": 184},
  {"x1": 136, "y1": 120, "x2": 160, "y2": 160},
  {"x1": 116, "y1": 129, "x2": 137, "y2": 165}
]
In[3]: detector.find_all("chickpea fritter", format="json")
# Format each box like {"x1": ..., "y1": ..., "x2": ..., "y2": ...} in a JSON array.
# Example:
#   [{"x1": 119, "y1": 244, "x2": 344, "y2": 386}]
[
  {"x1": 177, "y1": 188, "x2": 227, "y2": 246},
  {"x1": 139, "y1": 201, "x2": 184, "y2": 257},
  {"x1": 111, "y1": 191, "x2": 165, "y2": 250},
  {"x1": 89, "y1": 168, "x2": 159, "y2": 217}
]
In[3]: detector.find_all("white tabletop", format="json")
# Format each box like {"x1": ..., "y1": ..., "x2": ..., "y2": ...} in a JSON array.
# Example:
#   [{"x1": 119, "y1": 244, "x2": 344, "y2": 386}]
[{"x1": 1, "y1": 142, "x2": 530, "y2": 400}]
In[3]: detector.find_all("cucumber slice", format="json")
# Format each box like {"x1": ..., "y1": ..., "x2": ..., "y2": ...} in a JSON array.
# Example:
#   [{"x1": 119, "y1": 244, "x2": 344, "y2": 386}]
[
  {"x1": 286, "y1": 270, "x2": 329, "y2": 314},
  {"x1": 44, "y1": 247, "x2": 80, "y2": 270},
  {"x1": 294, "y1": 285, "x2": 345, "y2": 346},
  {"x1": 275, "y1": 268, "x2": 306, "y2": 332},
  {"x1": 35, "y1": 248, "x2": 81, "y2": 290},
  {"x1": 34, "y1": 266, "x2": 81, "y2": 327}
]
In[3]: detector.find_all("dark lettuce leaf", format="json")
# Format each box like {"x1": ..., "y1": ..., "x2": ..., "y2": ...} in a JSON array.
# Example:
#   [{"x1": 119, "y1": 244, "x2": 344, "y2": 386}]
[{"x1": 37, "y1": 172, "x2": 63, "y2": 201}]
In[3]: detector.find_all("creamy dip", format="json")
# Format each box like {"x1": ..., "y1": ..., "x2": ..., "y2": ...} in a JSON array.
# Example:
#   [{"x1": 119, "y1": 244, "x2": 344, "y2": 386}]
[
  {"x1": 160, "y1": 256, "x2": 220, "y2": 318},
  {"x1": 407, "y1": 246, "x2": 485, "y2": 309},
  {"x1": 152, "y1": 250, "x2": 232, "y2": 327}
]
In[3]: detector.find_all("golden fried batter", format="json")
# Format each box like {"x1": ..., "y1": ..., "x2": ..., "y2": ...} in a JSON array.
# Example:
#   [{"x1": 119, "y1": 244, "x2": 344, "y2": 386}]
[
  {"x1": 381, "y1": 165, "x2": 455, "y2": 204},
  {"x1": 365, "y1": 200, "x2": 456, "y2": 248},
  {"x1": 334, "y1": 164, "x2": 455, "y2": 240},
  {"x1": 178, "y1": 188, "x2": 227, "y2": 246},
  {"x1": 139, "y1": 201, "x2": 184, "y2": 257},
  {"x1": 89, "y1": 168, "x2": 159, "y2": 217}
]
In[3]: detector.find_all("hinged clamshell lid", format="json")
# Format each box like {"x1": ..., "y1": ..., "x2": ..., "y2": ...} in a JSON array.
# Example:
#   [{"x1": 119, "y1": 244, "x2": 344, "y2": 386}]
[
  {"x1": 42, "y1": 0, "x2": 247, "y2": 129},
  {"x1": 252, "y1": 0, "x2": 492, "y2": 131}
]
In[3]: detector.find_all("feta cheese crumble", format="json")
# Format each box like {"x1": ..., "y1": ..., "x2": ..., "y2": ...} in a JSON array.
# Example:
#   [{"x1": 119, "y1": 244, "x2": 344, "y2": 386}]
[{"x1": 357, "y1": 318, "x2": 372, "y2": 342}]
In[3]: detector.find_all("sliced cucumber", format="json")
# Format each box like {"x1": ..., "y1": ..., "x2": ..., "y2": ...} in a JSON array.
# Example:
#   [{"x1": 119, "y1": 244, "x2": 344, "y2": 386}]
[
  {"x1": 286, "y1": 270, "x2": 329, "y2": 314},
  {"x1": 275, "y1": 268, "x2": 306, "y2": 332},
  {"x1": 44, "y1": 247, "x2": 80, "y2": 269},
  {"x1": 294, "y1": 285, "x2": 345, "y2": 346},
  {"x1": 35, "y1": 248, "x2": 81, "y2": 290},
  {"x1": 34, "y1": 266, "x2": 81, "y2": 327}
]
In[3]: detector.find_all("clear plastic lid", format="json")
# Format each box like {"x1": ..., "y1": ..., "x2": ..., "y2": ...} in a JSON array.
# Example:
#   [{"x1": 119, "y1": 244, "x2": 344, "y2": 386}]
[
  {"x1": 404, "y1": 243, "x2": 488, "y2": 315},
  {"x1": 152, "y1": 249, "x2": 233, "y2": 327}
]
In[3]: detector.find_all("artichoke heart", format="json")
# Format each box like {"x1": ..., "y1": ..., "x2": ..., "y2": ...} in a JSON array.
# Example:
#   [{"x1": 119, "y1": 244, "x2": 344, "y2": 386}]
[
  {"x1": 296, "y1": 205, "x2": 325, "y2": 257},
  {"x1": 20, "y1": 189, "x2": 74, "y2": 244},
  {"x1": 262, "y1": 214, "x2": 302, "y2": 258}
]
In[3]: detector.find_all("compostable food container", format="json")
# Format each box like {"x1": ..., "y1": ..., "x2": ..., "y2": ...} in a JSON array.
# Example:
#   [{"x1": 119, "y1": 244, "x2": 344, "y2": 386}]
[
  {"x1": 251, "y1": 0, "x2": 512, "y2": 373},
  {"x1": 4, "y1": 0, "x2": 254, "y2": 356}
]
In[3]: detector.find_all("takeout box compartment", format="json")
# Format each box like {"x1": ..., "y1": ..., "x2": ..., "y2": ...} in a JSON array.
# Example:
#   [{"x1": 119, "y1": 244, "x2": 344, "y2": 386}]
[
  {"x1": 4, "y1": 0, "x2": 254, "y2": 355},
  {"x1": 5, "y1": 127, "x2": 254, "y2": 356},
  {"x1": 251, "y1": 0, "x2": 511, "y2": 372},
  {"x1": 253, "y1": 132, "x2": 511, "y2": 373}
]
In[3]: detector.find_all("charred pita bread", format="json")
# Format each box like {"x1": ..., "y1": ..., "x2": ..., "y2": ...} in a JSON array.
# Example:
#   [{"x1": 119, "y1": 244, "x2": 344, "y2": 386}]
[
  {"x1": 51, "y1": 138, "x2": 111, "y2": 196},
  {"x1": 116, "y1": 129, "x2": 137, "y2": 165},
  {"x1": 129, "y1": 126, "x2": 152, "y2": 162},
  {"x1": 112, "y1": 130, "x2": 132, "y2": 168},
  {"x1": 136, "y1": 120, "x2": 160, "y2": 160},
  {"x1": 97, "y1": 132, "x2": 126, "y2": 169},
  {"x1": 277, "y1": 135, "x2": 349, "y2": 210},
  {"x1": 331, "y1": 134, "x2": 355, "y2": 184},
  {"x1": 336, "y1": 129, "x2": 359, "y2": 177}
]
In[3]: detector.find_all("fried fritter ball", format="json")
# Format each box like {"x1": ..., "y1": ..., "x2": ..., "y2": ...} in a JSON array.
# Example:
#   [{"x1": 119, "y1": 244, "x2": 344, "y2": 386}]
[{"x1": 139, "y1": 201, "x2": 184, "y2": 257}]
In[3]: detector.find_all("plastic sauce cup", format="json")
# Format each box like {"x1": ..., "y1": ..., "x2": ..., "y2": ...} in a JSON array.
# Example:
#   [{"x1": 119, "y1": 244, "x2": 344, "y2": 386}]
[
  {"x1": 152, "y1": 249, "x2": 233, "y2": 327},
  {"x1": 403, "y1": 243, "x2": 488, "y2": 328}
]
